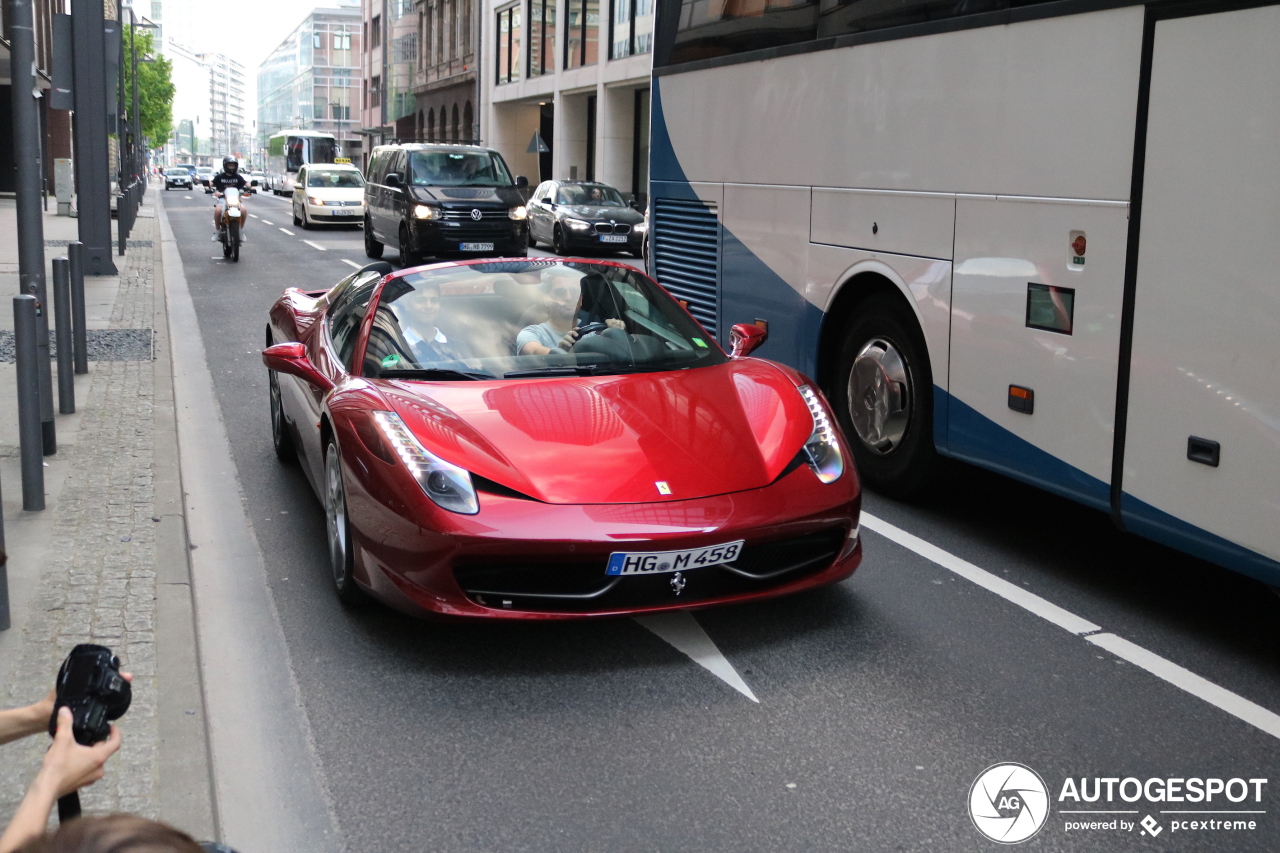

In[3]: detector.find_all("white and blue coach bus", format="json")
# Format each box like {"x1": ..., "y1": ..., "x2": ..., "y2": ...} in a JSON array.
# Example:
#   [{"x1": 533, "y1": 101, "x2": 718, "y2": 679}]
[{"x1": 648, "y1": 0, "x2": 1280, "y2": 586}]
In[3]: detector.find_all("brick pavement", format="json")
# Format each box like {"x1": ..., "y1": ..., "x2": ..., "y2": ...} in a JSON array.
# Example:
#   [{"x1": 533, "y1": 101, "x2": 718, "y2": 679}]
[{"x1": 0, "y1": 208, "x2": 162, "y2": 820}]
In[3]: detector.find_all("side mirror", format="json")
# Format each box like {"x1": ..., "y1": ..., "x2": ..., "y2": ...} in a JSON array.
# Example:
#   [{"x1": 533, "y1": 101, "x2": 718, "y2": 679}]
[
  {"x1": 515, "y1": 175, "x2": 529, "y2": 188},
  {"x1": 262, "y1": 342, "x2": 333, "y2": 391},
  {"x1": 385, "y1": 172, "x2": 402, "y2": 187},
  {"x1": 729, "y1": 323, "x2": 768, "y2": 358}
]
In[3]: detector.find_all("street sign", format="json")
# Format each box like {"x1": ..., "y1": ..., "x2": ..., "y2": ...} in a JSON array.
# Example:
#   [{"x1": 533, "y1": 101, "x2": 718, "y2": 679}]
[{"x1": 527, "y1": 131, "x2": 550, "y2": 154}]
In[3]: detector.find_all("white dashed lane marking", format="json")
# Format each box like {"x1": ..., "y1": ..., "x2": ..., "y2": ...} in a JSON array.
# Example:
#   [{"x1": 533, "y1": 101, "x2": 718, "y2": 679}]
[
  {"x1": 302, "y1": 240, "x2": 326, "y2": 251},
  {"x1": 860, "y1": 512, "x2": 1280, "y2": 741},
  {"x1": 340, "y1": 259, "x2": 362, "y2": 269},
  {"x1": 634, "y1": 610, "x2": 759, "y2": 703},
  {"x1": 279, "y1": 227, "x2": 295, "y2": 236},
  {"x1": 261, "y1": 220, "x2": 274, "y2": 226}
]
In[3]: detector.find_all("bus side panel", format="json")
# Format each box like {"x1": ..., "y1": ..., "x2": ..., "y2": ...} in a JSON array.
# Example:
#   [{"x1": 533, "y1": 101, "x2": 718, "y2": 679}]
[
  {"x1": 721, "y1": 184, "x2": 820, "y2": 372},
  {"x1": 948, "y1": 198, "x2": 1129, "y2": 510},
  {"x1": 1121, "y1": 5, "x2": 1280, "y2": 582}
]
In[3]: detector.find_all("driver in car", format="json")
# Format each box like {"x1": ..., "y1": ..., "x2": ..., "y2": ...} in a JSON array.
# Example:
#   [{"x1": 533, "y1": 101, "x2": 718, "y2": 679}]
[
  {"x1": 515, "y1": 271, "x2": 624, "y2": 355},
  {"x1": 210, "y1": 156, "x2": 250, "y2": 243}
]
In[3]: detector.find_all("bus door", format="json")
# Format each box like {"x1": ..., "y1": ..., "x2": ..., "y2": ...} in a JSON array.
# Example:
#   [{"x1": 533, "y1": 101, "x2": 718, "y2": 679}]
[{"x1": 1118, "y1": 3, "x2": 1280, "y2": 580}]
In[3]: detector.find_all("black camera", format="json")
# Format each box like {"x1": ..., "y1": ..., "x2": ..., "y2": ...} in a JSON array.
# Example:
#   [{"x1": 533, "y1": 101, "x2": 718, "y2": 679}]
[{"x1": 48, "y1": 644, "x2": 131, "y2": 745}]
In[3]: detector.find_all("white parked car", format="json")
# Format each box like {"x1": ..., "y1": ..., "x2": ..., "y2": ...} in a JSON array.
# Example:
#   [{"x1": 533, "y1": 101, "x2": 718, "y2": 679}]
[{"x1": 291, "y1": 163, "x2": 366, "y2": 229}]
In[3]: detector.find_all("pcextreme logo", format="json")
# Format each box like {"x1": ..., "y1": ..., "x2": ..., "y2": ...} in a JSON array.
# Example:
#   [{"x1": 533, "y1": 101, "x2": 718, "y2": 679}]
[{"x1": 968, "y1": 763, "x2": 1050, "y2": 844}]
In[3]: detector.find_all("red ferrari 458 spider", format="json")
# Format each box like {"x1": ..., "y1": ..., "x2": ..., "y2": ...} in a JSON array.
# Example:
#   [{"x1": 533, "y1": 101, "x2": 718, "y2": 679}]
[{"x1": 263, "y1": 257, "x2": 861, "y2": 619}]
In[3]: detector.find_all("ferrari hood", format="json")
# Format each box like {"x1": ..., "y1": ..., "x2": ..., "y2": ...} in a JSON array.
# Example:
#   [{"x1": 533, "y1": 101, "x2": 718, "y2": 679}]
[{"x1": 380, "y1": 360, "x2": 815, "y2": 505}]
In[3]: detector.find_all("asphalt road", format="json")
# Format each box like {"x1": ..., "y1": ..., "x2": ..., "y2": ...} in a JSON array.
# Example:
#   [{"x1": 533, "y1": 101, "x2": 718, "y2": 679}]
[{"x1": 164, "y1": 187, "x2": 1280, "y2": 852}]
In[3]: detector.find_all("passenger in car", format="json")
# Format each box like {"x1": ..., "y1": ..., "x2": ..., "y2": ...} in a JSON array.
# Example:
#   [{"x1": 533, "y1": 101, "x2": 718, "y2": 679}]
[{"x1": 401, "y1": 281, "x2": 470, "y2": 363}]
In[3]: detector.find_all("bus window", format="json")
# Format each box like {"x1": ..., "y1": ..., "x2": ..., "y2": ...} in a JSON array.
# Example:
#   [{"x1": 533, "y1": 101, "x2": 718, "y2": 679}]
[
  {"x1": 311, "y1": 137, "x2": 338, "y2": 164},
  {"x1": 287, "y1": 138, "x2": 305, "y2": 172}
]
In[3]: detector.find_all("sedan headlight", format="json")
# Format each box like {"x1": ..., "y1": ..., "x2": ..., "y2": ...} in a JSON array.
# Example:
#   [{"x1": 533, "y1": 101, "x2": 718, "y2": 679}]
[
  {"x1": 372, "y1": 411, "x2": 479, "y2": 514},
  {"x1": 797, "y1": 385, "x2": 844, "y2": 484},
  {"x1": 633, "y1": 220, "x2": 648, "y2": 233},
  {"x1": 508, "y1": 205, "x2": 528, "y2": 220},
  {"x1": 414, "y1": 204, "x2": 443, "y2": 220},
  {"x1": 565, "y1": 218, "x2": 592, "y2": 231},
  {"x1": 308, "y1": 196, "x2": 325, "y2": 206}
]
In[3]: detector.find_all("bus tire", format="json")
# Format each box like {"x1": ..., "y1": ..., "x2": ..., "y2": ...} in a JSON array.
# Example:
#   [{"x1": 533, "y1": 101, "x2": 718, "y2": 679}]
[{"x1": 831, "y1": 295, "x2": 937, "y2": 498}]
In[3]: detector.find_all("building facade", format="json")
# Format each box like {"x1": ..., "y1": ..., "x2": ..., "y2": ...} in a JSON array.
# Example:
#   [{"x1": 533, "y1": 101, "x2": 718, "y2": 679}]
[
  {"x1": 359, "y1": 0, "x2": 480, "y2": 169},
  {"x1": 162, "y1": 38, "x2": 213, "y2": 165},
  {"x1": 0, "y1": 0, "x2": 73, "y2": 193},
  {"x1": 481, "y1": 0, "x2": 651, "y2": 202},
  {"x1": 203, "y1": 52, "x2": 248, "y2": 161},
  {"x1": 258, "y1": 3, "x2": 364, "y2": 166}
]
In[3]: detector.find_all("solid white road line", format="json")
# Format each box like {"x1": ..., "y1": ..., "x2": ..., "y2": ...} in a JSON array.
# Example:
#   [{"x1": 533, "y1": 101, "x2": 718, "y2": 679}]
[
  {"x1": 279, "y1": 227, "x2": 295, "y2": 236},
  {"x1": 859, "y1": 511, "x2": 1280, "y2": 741},
  {"x1": 634, "y1": 611, "x2": 759, "y2": 703},
  {"x1": 340, "y1": 259, "x2": 362, "y2": 269},
  {"x1": 302, "y1": 240, "x2": 326, "y2": 251}
]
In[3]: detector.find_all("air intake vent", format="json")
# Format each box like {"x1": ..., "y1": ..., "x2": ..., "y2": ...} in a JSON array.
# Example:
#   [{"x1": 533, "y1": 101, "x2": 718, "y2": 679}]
[{"x1": 652, "y1": 198, "x2": 719, "y2": 337}]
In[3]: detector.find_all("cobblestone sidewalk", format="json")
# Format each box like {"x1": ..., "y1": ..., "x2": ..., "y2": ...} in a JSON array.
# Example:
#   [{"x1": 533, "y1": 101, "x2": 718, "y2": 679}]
[{"x1": 1, "y1": 210, "x2": 162, "y2": 819}]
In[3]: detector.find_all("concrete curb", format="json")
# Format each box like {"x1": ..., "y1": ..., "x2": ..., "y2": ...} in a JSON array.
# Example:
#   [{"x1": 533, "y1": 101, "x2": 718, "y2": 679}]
[{"x1": 151, "y1": 191, "x2": 219, "y2": 840}]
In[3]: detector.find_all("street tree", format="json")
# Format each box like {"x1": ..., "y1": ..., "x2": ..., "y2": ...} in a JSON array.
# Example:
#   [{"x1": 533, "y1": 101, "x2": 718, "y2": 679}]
[{"x1": 122, "y1": 28, "x2": 175, "y2": 148}]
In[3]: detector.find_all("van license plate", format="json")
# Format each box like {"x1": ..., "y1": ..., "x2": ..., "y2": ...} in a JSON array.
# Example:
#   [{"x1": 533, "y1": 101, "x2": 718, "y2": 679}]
[
  {"x1": 599, "y1": 235, "x2": 627, "y2": 244},
  {"x1": 460, "y1": 242, "x2": 494, "y2": 251},
  {"x1": 605, "y1": 540, "x2": 744, "y2": 576},
  {"x1": 333, "y1": 208, "x2": 353, "y2": 215}
]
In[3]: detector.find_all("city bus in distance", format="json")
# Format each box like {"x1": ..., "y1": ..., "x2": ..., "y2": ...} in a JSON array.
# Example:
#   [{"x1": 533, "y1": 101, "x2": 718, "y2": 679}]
[
  {"x1": 648, "y1": 0, "x2": 1280, "y2": 587},
  {"x1": 265, "y1": 130, "x2": 341, "y2": 196}
]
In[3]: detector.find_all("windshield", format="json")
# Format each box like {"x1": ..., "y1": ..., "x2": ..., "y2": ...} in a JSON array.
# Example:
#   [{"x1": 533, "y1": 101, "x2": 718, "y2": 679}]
[
  {"x1": 307, "y1": 169, "x2": 364, "y2": 188},
  {"x1": 360, "y1": 260, "x2": 726, "y2": 380},
  {"x1": 555, "y1": 184, "x2": 626, "y2": 207},
  {"x1": 409, "y1": 150, "x2": 513, "y2": 187}
]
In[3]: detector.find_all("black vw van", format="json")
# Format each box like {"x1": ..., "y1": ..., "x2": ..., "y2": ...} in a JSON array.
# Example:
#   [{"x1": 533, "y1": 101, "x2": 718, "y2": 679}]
[{"x1": 363, "y1": 144, "x2": 529, "y2": 265}]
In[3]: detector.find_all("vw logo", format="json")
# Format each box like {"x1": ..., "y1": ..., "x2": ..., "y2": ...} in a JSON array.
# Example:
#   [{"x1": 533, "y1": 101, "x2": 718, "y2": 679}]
[{"x1": 470, "y1": 209, "x2": 482, "y2": 220}]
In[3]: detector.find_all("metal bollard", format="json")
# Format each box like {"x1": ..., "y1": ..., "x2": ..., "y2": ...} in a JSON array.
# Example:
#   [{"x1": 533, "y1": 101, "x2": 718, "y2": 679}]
[
  {"x1": 32, "y1": 272, "x2": 56, "y2": 455},
  {"x1": 0, "y1": 470, "x2": 7, "y2": 630},
  {"x1": 68, "y1": 241, "x2": 89, "y2": 374},
  {"x1": 52, "y1": 257, "x2": 76, "y2": 414},
  {"x1": 14, "y1": 296, "x2": 46, "y2": 511},
  {"x1": 118, "y1": 194, "x2": 127, "y2": 255}
]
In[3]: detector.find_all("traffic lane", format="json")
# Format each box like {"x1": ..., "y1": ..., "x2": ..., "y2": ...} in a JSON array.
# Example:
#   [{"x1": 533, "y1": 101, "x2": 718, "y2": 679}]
[
  {"x1": 860, "y1": 460, "x2": 1280, "y2": 718},
  {"x1": 169, "y1": 187, "x2": 1280, "y2": 851}
]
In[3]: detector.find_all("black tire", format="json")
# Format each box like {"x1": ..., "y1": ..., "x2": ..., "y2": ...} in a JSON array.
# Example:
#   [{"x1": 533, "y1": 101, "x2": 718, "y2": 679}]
[
  {"x1": 267, "y1": 348, "x2": 295, "y2": 463},
  {"x1": 221, "y1": 232, "x2": 232, "y2": 258},
  {"x1": 527, "y1": 228, "x2": 538, "y2": 248},
  {"x1": 292, "y1": 206, "x2": 302, "y2": 227},
  {"x1": 324, "y1": 439, "x2": 368, "y2": 606},
  {"x1": 229, "y1": 219, "x2": 240, "y2": 262},
  {"x1": 398, "y1": 225, "x2": 420, "y2": 266},
  {"x1": 830, "y1": 294, "x2": 937, "y2": 498},
  {"x1": 552, "y1": 225, "x2": 567, "y2": 256},
  {"x1": 364, "y1": 216, "x2": 383, "y2": 259},
  {"x1": 301, "y1": 207, "x2": 314, "y2": 230}
]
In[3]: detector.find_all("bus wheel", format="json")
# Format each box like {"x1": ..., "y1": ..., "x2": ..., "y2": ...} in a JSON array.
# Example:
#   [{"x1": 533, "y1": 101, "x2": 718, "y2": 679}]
[{"x1": 831, "y1": 295, "x2": 937, "y2": 497}]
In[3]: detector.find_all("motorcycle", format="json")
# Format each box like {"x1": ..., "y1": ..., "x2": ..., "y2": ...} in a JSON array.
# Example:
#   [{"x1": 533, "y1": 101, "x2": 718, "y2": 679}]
[{"x1": 219, "y1": 186, "x2": 247, "y2": 261}]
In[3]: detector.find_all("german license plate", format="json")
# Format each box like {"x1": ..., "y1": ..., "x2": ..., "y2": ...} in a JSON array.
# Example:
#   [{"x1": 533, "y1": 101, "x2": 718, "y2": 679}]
[
  {"x1": 606, "y1": 540, "x2": 744, "y2": 576},
  {"x1": 599, "y1": 234, "x2": 627, "y2": 244},
  {"x1": 333, "y1": 208, "x2": 353, "y2": 215},
  {"x1": 461, "y1": 242, "x2": 494, "y2": 251}
]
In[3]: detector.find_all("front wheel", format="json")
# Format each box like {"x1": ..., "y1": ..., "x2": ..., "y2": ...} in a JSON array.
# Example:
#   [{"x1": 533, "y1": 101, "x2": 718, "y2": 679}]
[
  {"x1": 527, "y1": 228, "x2": 538, "y2": 248},
  {"x1": 364, "y1": 216, "x2": 383, "y2": 259},
  {"x1": 228, "y1": 218, "x2": 240, "y2": 262},
  {"x1": 552, "y1": 226, "x2": 568, "y2": 256},
  {"x1": 268, "y1": 364, "x2": 295, "y2": 463},
  {"x1": 830, "y1": 294, "x2": 937, "y2": 498},
  {"x1": 292, "y1": 206, "x2": 302, "y2": 226},
  {"x1": 324, "y1": 439, "x2": 367, "y2": 606},
  {"x1": 398, "y1": 225, "x2": 420, "y2": 267}
]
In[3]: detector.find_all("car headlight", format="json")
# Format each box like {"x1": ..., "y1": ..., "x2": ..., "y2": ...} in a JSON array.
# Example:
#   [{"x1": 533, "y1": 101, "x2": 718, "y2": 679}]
[
  {"x1": 633, "y1": 220, "x2": 648, "y2": 233},
  {"x1": 797, "y1": 385, "x2": 844, "y2": 484},
  {"x1": 508, "y1": 205, "x2": 527, "y2": 220},
  {"x1": 372, "y1": 411, "x2": 479, "y2": 514},
  {"x1": 308, "y1": 196, "x2": 325, "y2": 206},
  {"x1": 565, "y1": 218, "x2": 592, "y2": 231},
  {"x1": 414, "y1": 204, "x2": 443, "y2": 220}
]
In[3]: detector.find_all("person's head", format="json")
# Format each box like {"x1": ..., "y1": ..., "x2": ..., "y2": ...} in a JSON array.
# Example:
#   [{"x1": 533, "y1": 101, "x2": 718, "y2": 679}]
[
  {"x1": 406, "y1": 282, "x2": 442, "y2": 328},
  {"x1": 18, "y1": 815, "x2": 204, "y2": 853},
  {"x1": 587, "y1": 186, "x2": 602, "y2": 202},
  {"x1": 221, "y1": 156, "x2": 238, "y2": 175},
  {"x1": 541, "y1": 270, "x2": 582, "y2": 323}
]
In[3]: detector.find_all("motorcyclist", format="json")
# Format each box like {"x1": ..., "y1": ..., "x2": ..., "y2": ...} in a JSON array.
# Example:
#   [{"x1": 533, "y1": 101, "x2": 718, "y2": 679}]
[{"x1": 210, "y1": 156, "x2": 250, "y2": 243}]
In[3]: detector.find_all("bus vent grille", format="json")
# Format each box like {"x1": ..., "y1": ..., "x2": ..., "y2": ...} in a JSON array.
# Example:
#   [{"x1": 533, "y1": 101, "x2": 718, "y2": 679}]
[{"x1": 652, "y1": 198, "x2": 719, "y2": 337}]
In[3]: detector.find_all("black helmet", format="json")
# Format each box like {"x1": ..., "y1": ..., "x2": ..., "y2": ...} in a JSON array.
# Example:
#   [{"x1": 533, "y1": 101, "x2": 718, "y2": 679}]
[{"x1": 222, "y1": 156, "x2": 238, "y2": 172}]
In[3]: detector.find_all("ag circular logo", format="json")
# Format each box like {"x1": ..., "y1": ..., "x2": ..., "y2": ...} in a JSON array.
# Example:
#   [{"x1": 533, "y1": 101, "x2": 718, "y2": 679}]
[{"x1": 968, "y1": 763, "x2": 1050, "y2": 844}]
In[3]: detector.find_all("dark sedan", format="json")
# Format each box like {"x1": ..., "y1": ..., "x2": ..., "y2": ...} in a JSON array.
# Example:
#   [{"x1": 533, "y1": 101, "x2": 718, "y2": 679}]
[{"x1": 527, "y1": 181, "x2": 646, "y2": 258}]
